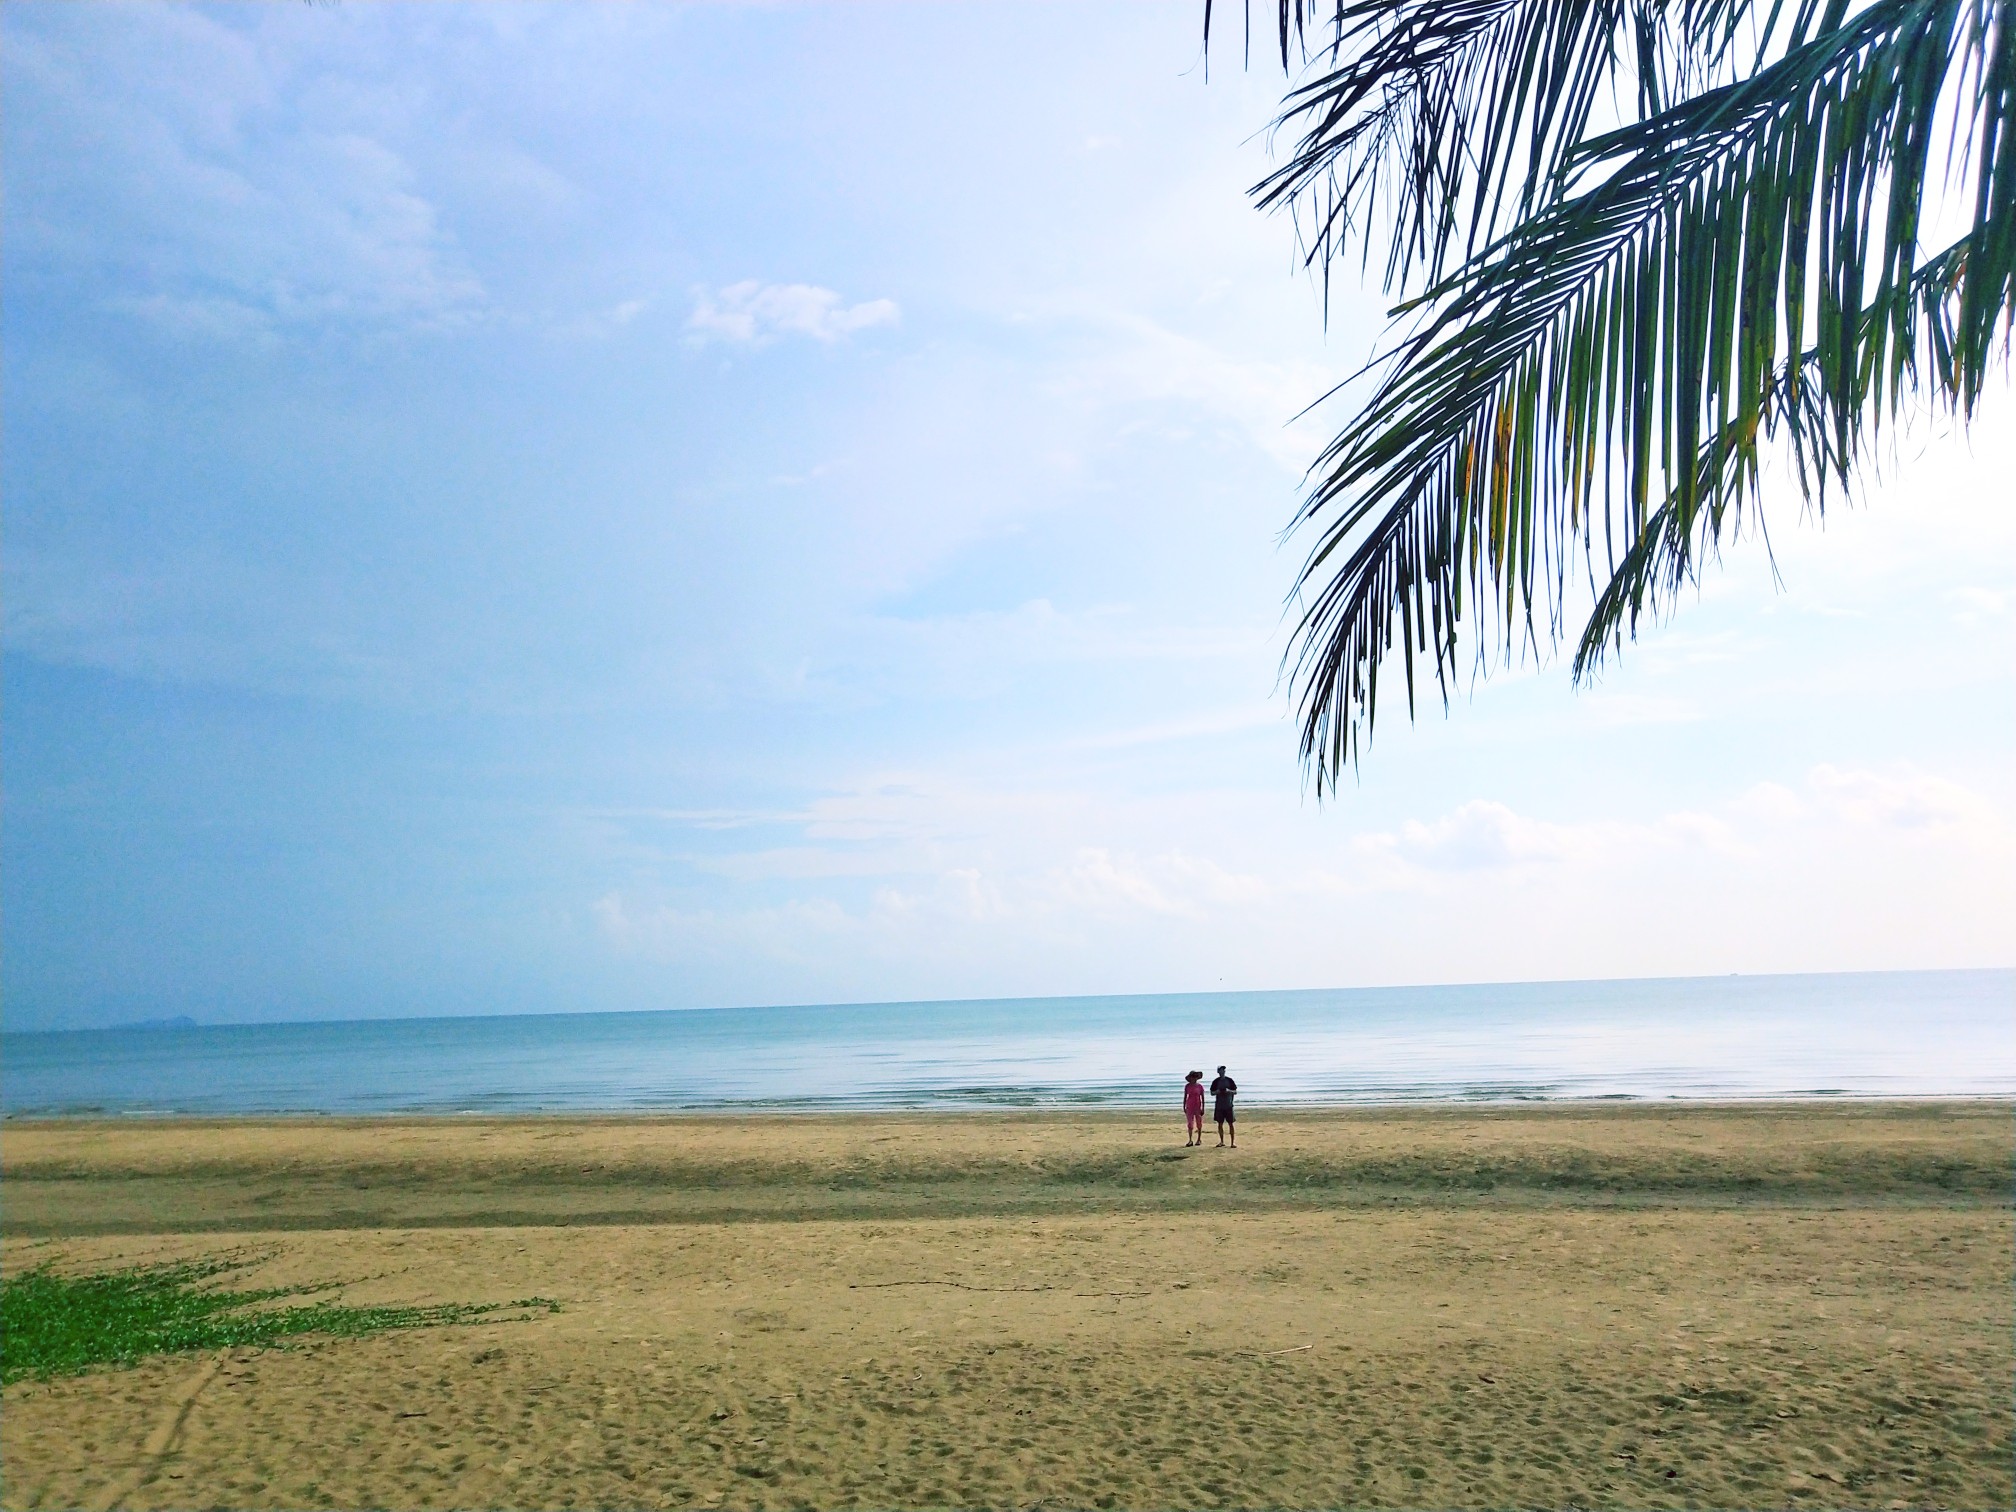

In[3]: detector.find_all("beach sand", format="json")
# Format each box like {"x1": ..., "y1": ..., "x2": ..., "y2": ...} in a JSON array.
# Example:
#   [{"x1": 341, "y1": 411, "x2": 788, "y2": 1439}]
[{"x1": 4, "y1": 1103, "x2": 2010, "y2": 1509}]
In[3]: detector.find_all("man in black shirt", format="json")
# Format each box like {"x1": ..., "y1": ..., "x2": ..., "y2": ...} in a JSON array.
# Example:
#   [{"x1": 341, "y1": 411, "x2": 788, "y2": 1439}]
[{"x1": 1208, "y1": 1065, "x2": 1237, "y2": 1148}]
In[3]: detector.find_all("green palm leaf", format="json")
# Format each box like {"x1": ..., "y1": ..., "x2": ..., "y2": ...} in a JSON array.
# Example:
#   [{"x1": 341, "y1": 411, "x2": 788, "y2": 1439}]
[{"x1": 1214, "y1": 0, "x2": 2013, "y2": 786}]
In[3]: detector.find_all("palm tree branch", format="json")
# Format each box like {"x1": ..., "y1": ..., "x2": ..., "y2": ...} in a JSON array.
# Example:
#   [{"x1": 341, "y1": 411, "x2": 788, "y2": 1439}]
[
  {"x1": 1244, "y1": 0, "x2": 1871, "y2": 298},
  {"x1": 1282, "y1": 0, "x2": 2005, "y2": 789},
  {"x1": 1570, "y1": 233, "x2": 1983, "y2": 678},
  {"x1": 1252, "y1": 0, "x2": 1630, "y2": 293}
]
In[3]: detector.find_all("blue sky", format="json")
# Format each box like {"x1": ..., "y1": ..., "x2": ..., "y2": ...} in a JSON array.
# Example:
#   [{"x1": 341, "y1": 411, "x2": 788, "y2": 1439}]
[{"x1": 4, "y1": 2, "x2": 2011, "y2": 1032}]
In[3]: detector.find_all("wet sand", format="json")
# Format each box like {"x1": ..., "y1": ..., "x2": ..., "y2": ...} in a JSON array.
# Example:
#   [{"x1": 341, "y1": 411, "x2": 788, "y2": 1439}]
[{"x1": 4, "y1": 1103, "x2": 2011, "y2": 1509}]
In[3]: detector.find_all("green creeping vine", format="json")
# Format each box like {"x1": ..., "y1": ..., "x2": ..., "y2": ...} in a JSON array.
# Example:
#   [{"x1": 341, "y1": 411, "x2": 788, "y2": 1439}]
[{"x1": 0, "y1": 1254, "x2": 558, "y2": 1384}]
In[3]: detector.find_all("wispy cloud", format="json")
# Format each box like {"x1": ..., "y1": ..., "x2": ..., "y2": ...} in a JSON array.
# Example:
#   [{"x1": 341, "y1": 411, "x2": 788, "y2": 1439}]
[
  {"x1": 105, "y1": 293, "x2": 282, "y2": 348},
  {"x1": 1947, "y1": 585, "x2": 2009, "y2": 624},
  {"x1": 1041, "y1": 306, "x2": 1341, "y2": 472},
  {"x1": 557, "y1": 297, "x2": 650, "y2": 340},
  {"x1": 1802, "y1": 764, "x2": 2003, "y2": 833},
  {"x1": 10, "y1": 6, "x2": 487, "y2": 342},
  {"x1": 1369, "y1": 800, "x2": 1605, "y2": 872},
  {"x1": 580, "y1": 755, "x2": 2014, "y2": 1005},
  {"x1": 1353, "y1": 764, "x2": 2008, "y2": 882},
  {"x1": 686, "y1": 281, "x2": 899, "y2": 346}
]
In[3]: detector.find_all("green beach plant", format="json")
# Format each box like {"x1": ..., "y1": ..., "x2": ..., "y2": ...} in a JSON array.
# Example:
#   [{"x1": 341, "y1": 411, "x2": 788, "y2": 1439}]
[
  {"x1": 0, "y1": 1254, "x2": 558, "y2": 1384},
  {"x1": 1210, "y1": 0, "x2": 2013, "y2": 783}
]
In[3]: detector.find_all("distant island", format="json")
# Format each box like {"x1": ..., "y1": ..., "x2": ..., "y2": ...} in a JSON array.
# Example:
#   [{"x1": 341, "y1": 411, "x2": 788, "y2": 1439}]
[{"x1": 121, "y1": 1015, "x2": 199, "y2": 1031}]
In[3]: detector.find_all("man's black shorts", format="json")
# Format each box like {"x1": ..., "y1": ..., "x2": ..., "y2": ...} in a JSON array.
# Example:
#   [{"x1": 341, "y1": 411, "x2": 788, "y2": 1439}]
[{"x1": 1214, "y1": 1102, "x2": 1235, "y2": 1123}]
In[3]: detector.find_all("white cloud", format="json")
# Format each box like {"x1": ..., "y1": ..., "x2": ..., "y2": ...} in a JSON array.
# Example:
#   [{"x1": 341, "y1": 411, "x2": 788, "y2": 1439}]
[
  {"x1": 1377, "y1": 800, "x2": 1592, "y2": 871},
  {"x1": 686, "y1": 281, "x2": 900, "y2": 346},
  {"x1": 9, "y1": 5, "x2": 487, "y2": 341},
  {"x1": 1041, "y1": 305, "x2": 1342, "y2": 472},
  {"x1": 1352, "y1": 765, "x2": 2007, "y2": 883},
  {"x1": 591, "y1": 841, "x2": 1274, "y2": 975},
  {"x1": 580, "y1": 754, "x2": 2013, "y2": 1003},
  {"x1": 1805, "y1": 764, "x2": 2004, "y2": 834},
  {"x1": 1046, "y1": 849, "x2": 1187, "y2": 916}
]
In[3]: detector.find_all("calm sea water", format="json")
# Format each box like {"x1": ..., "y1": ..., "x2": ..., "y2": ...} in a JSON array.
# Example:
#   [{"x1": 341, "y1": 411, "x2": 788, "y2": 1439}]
[{"x1": 4, "y1": 970, "x2": 2011, "y2": 1117}]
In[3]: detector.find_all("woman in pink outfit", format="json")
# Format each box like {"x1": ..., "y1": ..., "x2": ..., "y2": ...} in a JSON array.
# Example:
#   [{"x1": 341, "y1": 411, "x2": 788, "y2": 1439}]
[{"x1": 1182, "y1": 1070, "x2": 1206, "y2": 1147}]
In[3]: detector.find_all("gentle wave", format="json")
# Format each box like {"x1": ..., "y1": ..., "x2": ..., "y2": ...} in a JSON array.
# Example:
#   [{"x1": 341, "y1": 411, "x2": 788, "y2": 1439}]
[{"x1": 4, "y1": 969, "x2": 2010, "y2": 1116}]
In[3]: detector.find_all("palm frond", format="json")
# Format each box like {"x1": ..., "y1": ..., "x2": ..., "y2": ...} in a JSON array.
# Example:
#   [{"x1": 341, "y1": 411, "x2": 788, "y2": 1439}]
[
  {"x1": 1572, "y1": 233, "x2": 1981, "y2": 674},
  {"x1": 1219, "y1": 0, "x2": 2015, "y2": 788}
]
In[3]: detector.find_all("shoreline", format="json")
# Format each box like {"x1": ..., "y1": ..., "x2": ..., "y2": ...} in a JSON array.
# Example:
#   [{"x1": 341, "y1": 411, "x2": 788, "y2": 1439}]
[{"x1": 8, "y1": 1091, "x2": 2014, "y2": 1123}]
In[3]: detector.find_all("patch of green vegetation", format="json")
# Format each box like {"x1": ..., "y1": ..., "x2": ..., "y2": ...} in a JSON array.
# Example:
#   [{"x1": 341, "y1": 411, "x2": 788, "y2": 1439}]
[{"x1": 1, "y1": 1255, "x2": 557, "y2": 1384}]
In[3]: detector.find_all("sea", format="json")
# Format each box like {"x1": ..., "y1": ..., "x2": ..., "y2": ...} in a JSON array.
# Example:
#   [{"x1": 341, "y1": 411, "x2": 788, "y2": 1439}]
[{"x1": 5, "y1": 969, "x2": 2011, "y2": 1118}]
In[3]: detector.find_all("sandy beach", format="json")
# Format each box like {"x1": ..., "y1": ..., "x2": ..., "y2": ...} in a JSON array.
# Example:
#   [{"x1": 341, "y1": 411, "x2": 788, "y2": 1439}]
[{"x1": 4, "y1": 1102, "x2": 2010, "y2": 1509}]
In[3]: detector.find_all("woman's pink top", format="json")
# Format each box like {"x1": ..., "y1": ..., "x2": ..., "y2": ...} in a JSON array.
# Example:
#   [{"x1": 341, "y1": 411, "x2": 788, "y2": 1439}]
[{"x1": 1184, "y1": 1082, "x2": 1205, "y2": 1115}]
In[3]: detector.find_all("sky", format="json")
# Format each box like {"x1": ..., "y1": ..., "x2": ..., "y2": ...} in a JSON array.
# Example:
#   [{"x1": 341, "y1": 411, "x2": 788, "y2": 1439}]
[{"x1": 3, "y1": 2, "x2": 2011, "y2": 1033}]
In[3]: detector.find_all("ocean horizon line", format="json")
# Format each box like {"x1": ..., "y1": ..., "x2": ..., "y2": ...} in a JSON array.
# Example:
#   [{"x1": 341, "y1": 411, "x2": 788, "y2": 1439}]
[{"x1": 11, "y1": 963, "x2": 2011, "y2": 1039}]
